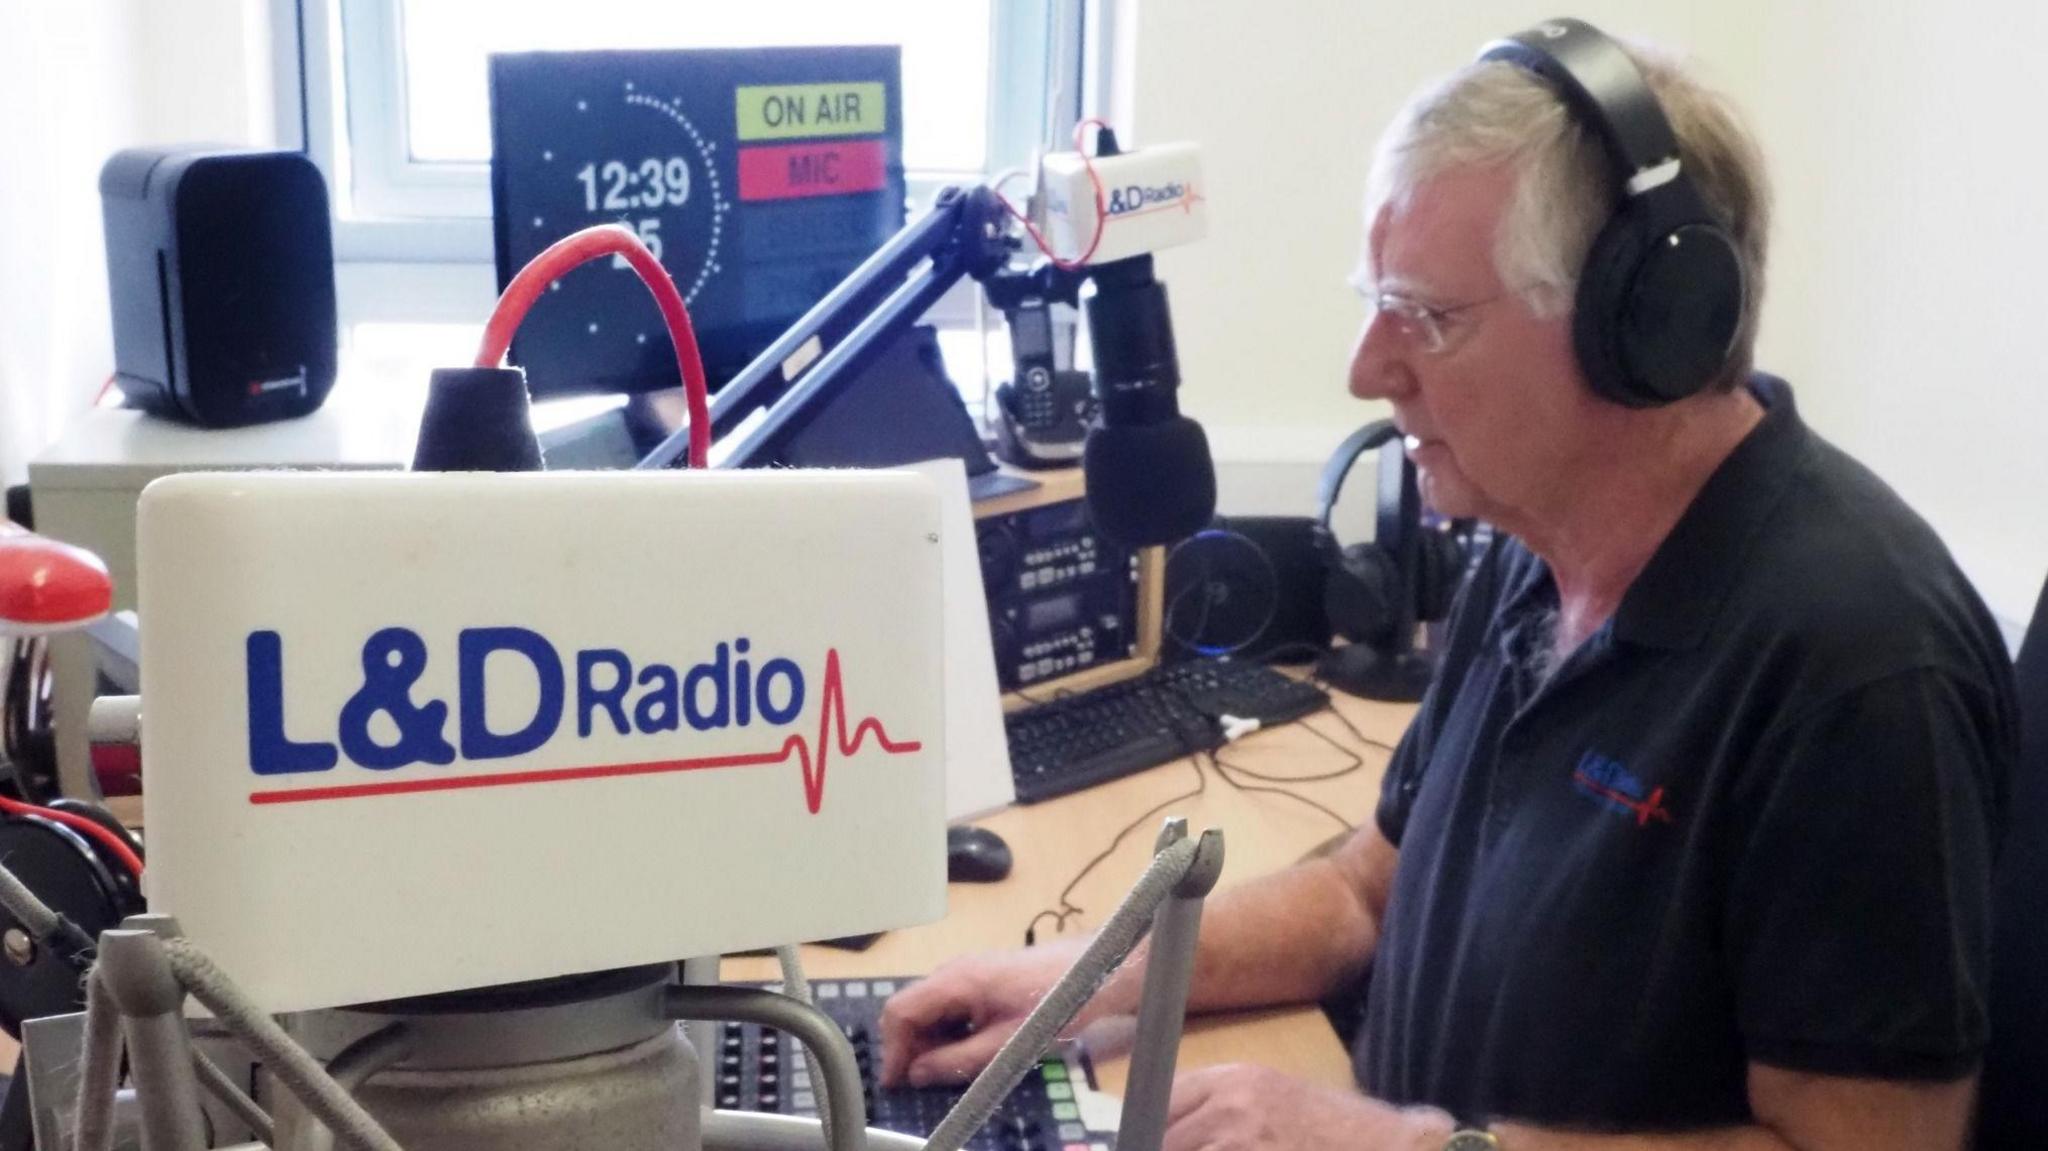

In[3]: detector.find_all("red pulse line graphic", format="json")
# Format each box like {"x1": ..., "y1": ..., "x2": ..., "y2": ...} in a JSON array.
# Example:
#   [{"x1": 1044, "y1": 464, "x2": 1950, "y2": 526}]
[
  {"x1": 1571, "y1": 769, "x2": 1674, "y2": 827},
  {"x1": 248, "y1": 649, "x2": 920, "y2": 810}
]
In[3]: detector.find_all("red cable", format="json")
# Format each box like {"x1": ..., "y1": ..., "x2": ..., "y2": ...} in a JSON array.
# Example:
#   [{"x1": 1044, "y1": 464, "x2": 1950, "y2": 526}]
[
  {"x1": 0, "y1": 795, "x2": 144, "y2": 878},
  {"x1": 475, "y1": 224, "x2": 712, "y2": 470},
  {"x1": 995, "y1": 118, "x2": 1114, "y2": 271}
]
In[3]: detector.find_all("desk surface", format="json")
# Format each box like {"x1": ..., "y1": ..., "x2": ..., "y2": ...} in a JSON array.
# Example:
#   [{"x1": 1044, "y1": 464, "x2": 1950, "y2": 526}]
[{"x1": 724, "y1": 687, "x2": 1415, "y2": 1094}]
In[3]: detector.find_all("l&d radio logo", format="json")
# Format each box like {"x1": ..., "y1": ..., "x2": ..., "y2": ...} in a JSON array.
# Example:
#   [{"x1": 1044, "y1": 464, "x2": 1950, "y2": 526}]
[{"x1": 243, "y1": 626, "x2": 922, "y2": 812}]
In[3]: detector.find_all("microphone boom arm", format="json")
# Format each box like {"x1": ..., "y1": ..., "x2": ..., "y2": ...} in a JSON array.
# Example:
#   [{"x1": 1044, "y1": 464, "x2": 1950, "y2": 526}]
[
  {"x1": 635, "y1": 171, "x2": 1215, "y2": 546},
  {"x1": 635, "y1": 186, "x2": 1014, "y2": 471}
]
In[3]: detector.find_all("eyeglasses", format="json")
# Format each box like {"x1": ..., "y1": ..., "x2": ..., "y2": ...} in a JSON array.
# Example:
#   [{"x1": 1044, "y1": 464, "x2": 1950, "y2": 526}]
[{"x1": 1354, "y1": 282, "x2": 1503, "y2": 355}]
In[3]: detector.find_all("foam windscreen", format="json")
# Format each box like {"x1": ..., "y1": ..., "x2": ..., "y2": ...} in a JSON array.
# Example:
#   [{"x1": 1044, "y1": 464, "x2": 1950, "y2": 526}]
[
  {"x1": 1082, "y1": 417, "x2": 1216, "y2": 547},
  {"x1": 411, "y1": 367, "x2": 544, "y2": 473}
]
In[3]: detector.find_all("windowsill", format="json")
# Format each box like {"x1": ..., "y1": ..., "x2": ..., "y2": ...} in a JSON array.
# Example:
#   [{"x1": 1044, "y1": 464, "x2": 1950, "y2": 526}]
[{"x1": 333, "y1": 253, "x2": 1015, "y2": 413}]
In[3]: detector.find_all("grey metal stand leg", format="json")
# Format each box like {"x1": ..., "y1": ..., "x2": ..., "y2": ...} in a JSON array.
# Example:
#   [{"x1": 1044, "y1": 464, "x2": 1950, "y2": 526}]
[
  {"x1": 96, "y1": 930, "x2": 208, "y2": 1151},
  {"x1": 665, "y1": 985, "x2": 868, "y2": 1151},
  {"x1": 921, "y1": 828, "x2": 1212, "y2": 1151},
  {"x1": 680, "y1": 955, "x2": 723, "y2": 1107},
  {"x1": 50, "y1": 634, "x2": 100, "y2": 800},
  {"x1": 1112, "y1": 819, "x2": 1224, "y2": 1151}
]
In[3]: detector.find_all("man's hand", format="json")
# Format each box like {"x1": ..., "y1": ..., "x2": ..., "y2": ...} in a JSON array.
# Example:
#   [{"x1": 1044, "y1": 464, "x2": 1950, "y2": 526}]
[
  {"x1": 1163, "y1": 1064, "x2": 1454, "y2": 1151},
  {"x1": 879, "y1": 938, "x2": 1121, "y2": 1087},
  {"x1": 880, "y1": 823, "x2": 1400, "y2": 1092}
]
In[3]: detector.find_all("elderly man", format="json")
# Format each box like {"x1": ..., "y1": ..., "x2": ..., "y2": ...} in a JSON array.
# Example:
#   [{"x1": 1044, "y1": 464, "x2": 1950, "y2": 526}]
[{"x1": 881, "y1": 20, "x2": 2013, "y2": 1151}]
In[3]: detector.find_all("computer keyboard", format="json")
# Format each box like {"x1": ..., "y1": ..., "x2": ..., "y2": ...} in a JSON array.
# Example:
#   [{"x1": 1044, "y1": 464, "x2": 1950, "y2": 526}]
[
  {"x1": 1005, "y1": 659, "x2": 1331, "y2": 803},
  {"x1": 720, "y1": 977, "x2": 1114, "y2": 1151}
]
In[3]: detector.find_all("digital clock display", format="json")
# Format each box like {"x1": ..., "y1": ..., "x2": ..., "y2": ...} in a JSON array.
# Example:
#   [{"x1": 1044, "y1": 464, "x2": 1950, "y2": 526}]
[
  {"x1": 490, "y1": 47, "x2": 905, "y2": 398},
  {"x1": 575, "y1": 158, "x2": 694, "y2": 214}
]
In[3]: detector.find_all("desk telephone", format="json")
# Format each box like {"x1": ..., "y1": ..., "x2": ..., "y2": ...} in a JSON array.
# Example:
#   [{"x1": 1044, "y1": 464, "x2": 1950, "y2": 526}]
[{"x1": 992, "y1": 300, "x2": 1096, "y2": 470}]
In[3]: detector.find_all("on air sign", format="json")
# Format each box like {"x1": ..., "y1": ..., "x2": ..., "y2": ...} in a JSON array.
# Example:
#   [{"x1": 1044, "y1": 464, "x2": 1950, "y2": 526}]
[{"x1": 735, "y1": 81, "x2": 891, "y2": 201}]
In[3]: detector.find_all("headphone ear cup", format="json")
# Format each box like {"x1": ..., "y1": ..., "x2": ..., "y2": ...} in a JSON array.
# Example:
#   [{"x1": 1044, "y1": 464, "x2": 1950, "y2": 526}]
[
  {"x1": 1324, "y1": 541, "x2": 1398, "y2": 645},
  {"x1": 1312, "y1": 525, "x2": 1345, "y2": 641},
  {"x1": 1313, "y1": 525, "x2": 1349, "y2": 642},
  {"x1": 1617, "y1": 221, "x2": 1744, "y2": 400},
  {"x1": 1573, "y1": 216, "x2": 1647, "y2": 406},
  {"x1": 1574, "y1": 208, "x2": 1745, "y2": 407},
  {"x1": 1413, "y1": 531, "x2": 1466, "y2": 622},
  {"x1": 40, "y1": 798, "x2": 145, "y2": 883}
]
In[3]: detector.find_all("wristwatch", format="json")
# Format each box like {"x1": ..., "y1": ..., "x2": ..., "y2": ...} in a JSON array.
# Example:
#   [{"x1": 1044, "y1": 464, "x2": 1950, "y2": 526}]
[{"x1": 1443, "y1": 1130, "x2": 1500, "y2": 1151}]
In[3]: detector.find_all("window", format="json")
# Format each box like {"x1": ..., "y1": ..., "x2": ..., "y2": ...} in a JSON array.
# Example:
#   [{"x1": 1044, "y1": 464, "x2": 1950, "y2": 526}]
[{"x1": 295, "y1": 0, "x2": 1084, "y2": 263}]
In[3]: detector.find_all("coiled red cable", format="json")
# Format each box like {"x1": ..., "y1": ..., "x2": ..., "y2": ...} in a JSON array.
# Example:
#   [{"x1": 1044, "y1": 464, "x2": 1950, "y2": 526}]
[
  {"x1": 0, "y1": 795, "x2": 144, "y2": 878},
  {"x1": 994, "y1": 117, "x2": 1115, "y2": 271},
  {"x1": 475, "y1": 224, "x2": 713, "y2": 469}
]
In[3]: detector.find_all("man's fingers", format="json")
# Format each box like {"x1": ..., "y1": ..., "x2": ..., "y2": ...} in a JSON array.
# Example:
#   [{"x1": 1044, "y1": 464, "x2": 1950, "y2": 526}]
[
  {"x1": 878, "y1": 979, "x2": 979, "y2": 1087},
  {"x1": 1166, "y1": 1067, "x2": 1221, "y2": 1124},
  {"x1": 903, "y1": 1024, "x2": 1013, "y2": 1088},
  {"x1": 1162, "y1": 1094, "x2": 1223, "y2": 1151},
  {"x1": 881, "y1": 974, "x2": 978, "y2": 1032}
]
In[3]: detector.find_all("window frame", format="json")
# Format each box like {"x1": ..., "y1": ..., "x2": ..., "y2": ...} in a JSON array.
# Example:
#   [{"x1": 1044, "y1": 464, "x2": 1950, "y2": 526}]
[{"x1": 283, "y1": 0, "x2": 1090, "y2": 276}]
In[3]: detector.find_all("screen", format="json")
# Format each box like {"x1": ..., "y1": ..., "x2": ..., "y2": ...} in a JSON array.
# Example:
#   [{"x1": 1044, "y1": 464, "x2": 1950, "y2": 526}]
[
  {"x1": 1028, "y1": 501, "x2": 1090, "y2": 541},
  {"x1": 490, "y1": 47, "x2": 907, "y2": 398},
  {"x1": 1011, "y1": 305, "x2": 1053, "y2": 361},
  {"x1": 721, "y1": 324, "x2": 992, "y2": 474},
  {"x1": 1025, "y1": 593, "x2": 1081, "y2": 632}
]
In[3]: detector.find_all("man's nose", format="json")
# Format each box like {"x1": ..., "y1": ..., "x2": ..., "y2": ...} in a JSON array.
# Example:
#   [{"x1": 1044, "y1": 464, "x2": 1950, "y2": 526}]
[{"x1": 1348, "y1": 312, "x2": 1412, "y2": 401}]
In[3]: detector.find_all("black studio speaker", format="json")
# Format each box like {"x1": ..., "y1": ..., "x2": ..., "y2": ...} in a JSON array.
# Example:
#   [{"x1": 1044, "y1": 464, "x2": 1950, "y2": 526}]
[
  {"x1": 99, "y1": 148, "x2": 337, "y2": 427},
  {"x1": 1163, "y1": 516, "x2": 1332, "y2": 664}
]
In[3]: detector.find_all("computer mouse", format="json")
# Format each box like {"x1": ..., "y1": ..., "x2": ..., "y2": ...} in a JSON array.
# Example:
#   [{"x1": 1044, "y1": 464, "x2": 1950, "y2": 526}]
[{"x1": 946, "y1": 825, "x2": 1013, "y2": 883}]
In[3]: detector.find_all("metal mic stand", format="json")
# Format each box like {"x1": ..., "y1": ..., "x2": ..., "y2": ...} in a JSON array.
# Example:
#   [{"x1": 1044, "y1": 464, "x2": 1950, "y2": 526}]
[{"x1": 13, "y1": 822, "x2": 1222, "y2": 1151}]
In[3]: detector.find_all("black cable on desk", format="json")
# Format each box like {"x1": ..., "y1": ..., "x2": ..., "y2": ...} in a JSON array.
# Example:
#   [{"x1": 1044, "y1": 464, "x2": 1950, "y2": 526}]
[
  {"x1": 1212, "y1": 717, "x2": 1371, "y2": 785},
  {"x1": 1208, "y1": 746, "x2": 1356, "y2": 834},
  {"x1": 1249, "y1": 643, "x2": 1406, "y2": 756},
  {"x1": 1015, "y1": 656, "x2": 1408, "y2": 943},
  {"x1": 1022, "y1": 744, "x2": 1208, "y2": 947},
  {"x1": 1301, "y1": 690, "x2": 1398, "y2": 755}
]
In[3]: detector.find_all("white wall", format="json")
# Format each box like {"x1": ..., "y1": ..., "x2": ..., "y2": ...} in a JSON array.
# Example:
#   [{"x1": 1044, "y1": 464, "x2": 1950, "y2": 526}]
[
  {"x1": 1744, "y1": 3, "x2": 2048, "y2": 629},
  {"x1": 0, "y1": 0, "x2": 272, "y2": 484},
  {"x1": 1120, "y1": 1, "x2": 1763, "y2": 476},
  {"x1": 1121, "y1": 0, "x2": 2042, "y2": 632},
  {"x1": 130, "y1": 0, "x2": 280, "y2": 151},
  {"x1": 0, "y1": 1, "x2": 135, "y2": 484}
]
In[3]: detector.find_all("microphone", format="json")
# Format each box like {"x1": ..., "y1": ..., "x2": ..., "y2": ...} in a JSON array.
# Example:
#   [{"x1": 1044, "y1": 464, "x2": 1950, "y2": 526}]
[
  {"x1": 1081, "y1": 255, "x2": 1217, "y2": 546},
  {"x1": 411, "y1": 366, "x2": 545, "y2": 472}
]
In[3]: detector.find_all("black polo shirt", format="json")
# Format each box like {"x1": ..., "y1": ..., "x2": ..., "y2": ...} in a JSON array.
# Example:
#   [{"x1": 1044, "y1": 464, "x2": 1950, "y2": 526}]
[{"x1": 1353, "y1": 376, "x2": 2016, "y2": 1131}]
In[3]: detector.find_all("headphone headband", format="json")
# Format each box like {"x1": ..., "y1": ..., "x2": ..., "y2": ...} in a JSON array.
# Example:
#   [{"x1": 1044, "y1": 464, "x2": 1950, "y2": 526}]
[
  {"x1": 1476, "y1": 17, "x2": 1746, "y2": 407},
  {"x1": 1479, "y1": 19, "x2": 1681, "y2": 191},
  {"x1": 1315, "y1": 419, "x2": 1401, "y2": 531}
]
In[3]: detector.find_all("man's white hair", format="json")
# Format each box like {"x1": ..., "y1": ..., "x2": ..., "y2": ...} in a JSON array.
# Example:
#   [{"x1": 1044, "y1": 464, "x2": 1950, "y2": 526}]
[{"x1": 1363, "y1": 45, "x2": 1771, "y2": 386}]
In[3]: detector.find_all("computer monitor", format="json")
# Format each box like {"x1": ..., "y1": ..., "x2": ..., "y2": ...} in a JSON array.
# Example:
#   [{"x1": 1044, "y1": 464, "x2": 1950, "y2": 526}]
[
  {"x1": 531, "y1": 324, "x2": 1036, "y2": 502},
  {"x1": 489, "y1": 46, "x2": 907, "y2": 398},
  {"x1": 717, "y1": 324, "x2": 1031, "y2": 499}
]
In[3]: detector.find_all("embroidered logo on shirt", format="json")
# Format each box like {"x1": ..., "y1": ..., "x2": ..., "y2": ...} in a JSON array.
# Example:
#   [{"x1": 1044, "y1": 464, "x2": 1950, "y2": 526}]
[{"x1": 1571, "y1": 751, "x2": 1674, "y2": 827}]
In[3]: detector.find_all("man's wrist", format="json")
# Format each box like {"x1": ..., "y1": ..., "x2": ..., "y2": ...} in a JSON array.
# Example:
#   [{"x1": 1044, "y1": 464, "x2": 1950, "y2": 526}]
[
  {"x1": 1397, "y1": 1105, "x2": 1463, "y2": 1151},
  {"x1": 1093, "y1": 938, "x2": 1153, "y2": 1017}
]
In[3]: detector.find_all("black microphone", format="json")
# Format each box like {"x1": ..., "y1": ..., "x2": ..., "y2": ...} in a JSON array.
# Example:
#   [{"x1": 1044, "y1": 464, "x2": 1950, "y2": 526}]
[
  {"x1": 411, "y1": 366, "x2": 545, "y2": 472},
  {"x1": 1081, "y1": 254, "x2": 1217, "y2": 546}
]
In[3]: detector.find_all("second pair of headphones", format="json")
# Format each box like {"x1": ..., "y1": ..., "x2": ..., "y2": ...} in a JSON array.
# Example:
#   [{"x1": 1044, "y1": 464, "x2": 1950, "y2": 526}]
[
  {"x1": 1481, "y1": 18, "x2": 1747, "y2": 407},
  {"x1": 1314, "y1": 420, "x2": 1467, "y2": 649}
]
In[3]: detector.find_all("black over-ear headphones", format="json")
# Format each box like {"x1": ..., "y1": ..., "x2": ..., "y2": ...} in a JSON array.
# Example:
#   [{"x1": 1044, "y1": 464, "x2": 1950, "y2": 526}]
[
  {"x1": 1314, "y1": 420, "x2": 1464, "y2": 654},
  {"x1": 1480, "y1": 18, "x2": 1746, "y2": 407}
]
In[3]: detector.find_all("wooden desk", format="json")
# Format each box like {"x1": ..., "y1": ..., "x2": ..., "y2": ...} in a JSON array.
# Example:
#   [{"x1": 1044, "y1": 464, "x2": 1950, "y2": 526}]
[{"x1": 723, "y1": 689, "x2": 1417, "y2": 1095}]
